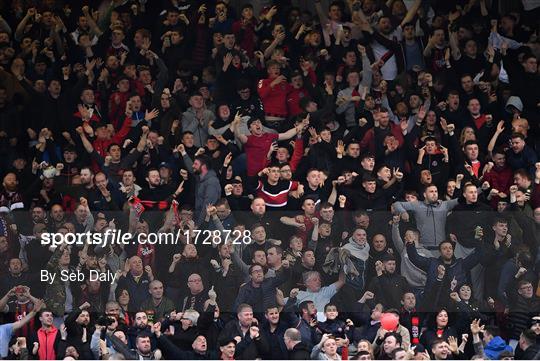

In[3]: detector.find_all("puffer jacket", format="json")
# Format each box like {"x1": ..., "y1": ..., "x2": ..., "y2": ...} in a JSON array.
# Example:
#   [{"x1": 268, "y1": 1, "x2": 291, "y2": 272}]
[{"x1": 508, "y1": 295, "x2": 540, "y2": 340}]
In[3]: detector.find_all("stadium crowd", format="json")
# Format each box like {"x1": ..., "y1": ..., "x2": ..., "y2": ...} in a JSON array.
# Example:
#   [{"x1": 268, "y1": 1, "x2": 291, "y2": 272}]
[{"x1": 0, "y1": 0, "x2": 540, "y2": 359}]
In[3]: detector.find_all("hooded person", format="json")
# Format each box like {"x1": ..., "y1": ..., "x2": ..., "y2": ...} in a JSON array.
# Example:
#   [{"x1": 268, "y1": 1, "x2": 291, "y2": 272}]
[
  {"x1": 505, "y1": 96, "x2": 523, "y2": 115},
  {"x1": 484, "y1": 335, "x2": 513, "y2": 359},
  {"x1": 341, "y1": 228, "x2": 370, "y2": 292}
]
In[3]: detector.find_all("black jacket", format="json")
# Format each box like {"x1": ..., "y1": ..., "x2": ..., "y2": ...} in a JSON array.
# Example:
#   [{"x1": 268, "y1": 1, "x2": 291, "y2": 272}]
[
  {"x1": 367, "y1": 273, "x2": 411, "y2": 309},
  {"x1": 157, "y1": 333, "x2": 218, "y2": 360},
  {"x1": 289, "y1": 342, "x2": 311, "y2": 360},
  {"x1": 509, "y1": 295, "x2": 540, "y2": 340},
  {"x1": 218, "y1": 319, "x2": 270, "y2": 359}
]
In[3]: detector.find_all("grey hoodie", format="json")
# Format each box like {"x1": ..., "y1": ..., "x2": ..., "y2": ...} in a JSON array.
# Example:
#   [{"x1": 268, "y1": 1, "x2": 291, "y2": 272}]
[
  {"x1": 181, "y1": 107, "x2": 216, "y2": 147},
  {"x1": 183, "y1": 154, "x2": 222, "y2": 225},
  {"x1": 392, "y1": 198, "x2": 459, "y2": 248},
  {"x1": 391, "y1": 223, "x2": 432, "y2": 287}
]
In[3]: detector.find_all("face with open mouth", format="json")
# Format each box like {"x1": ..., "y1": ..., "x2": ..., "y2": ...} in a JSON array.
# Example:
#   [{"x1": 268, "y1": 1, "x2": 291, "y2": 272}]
[{"x1": 249, "y1": 119, "x2": 263, "y2": 135}]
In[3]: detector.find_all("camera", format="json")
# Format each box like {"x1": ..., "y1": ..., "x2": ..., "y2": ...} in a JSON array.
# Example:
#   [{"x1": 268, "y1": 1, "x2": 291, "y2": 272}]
[{"x1": 96, "y1": 315, "x2": 115, "y2": 327}]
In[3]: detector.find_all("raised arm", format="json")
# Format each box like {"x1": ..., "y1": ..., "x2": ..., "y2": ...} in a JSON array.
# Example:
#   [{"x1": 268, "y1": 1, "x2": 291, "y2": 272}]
[
  {"x1": 359, "y1": 46, "x2": 373, "y2": 88},
  {"x1": 487, "y1": 121, "x2": 504, "y2": 157},
  {"x1": 82, "y1": 5, "x2": 103, "y2": 37},
  {"x1": 391, "y1": 217, "x2": 405, "y2": 254},
  {"x1": 0, "y1": 288, "x2": 13, "y2": 312},
  {"x1": 278, "y1": 115, "x2": 308, "y2": 141},
  {"x1": 423, "y1": 35, "x2": 437, "y2": 58},
  {"x1": 314, "y1": 0, "x2": 329, "y2": 30},
  {"x1": 15, "y1": 8, "x2": 35, "y2": 41},
  {"x1": 230, "y1": 245, "x2": 250, "y2": 276},
  {"x1": 332, "y1": 271, "x2": 346, "y2": 290},
  {"x1": 392, "y1": 200, "x2": 416, "y2": 215},
  {"x1": 327, "y1": 182, "x2": 338, "y2": 205},
  {"x1": 76, "y1": 126, "x2": 95, "y2": 153},
  {"x1": 13, "y1": 299, "x2": 44, "y2": 331},
  {"x1": 448, "y1": 30, "x2": 461, "y2": 60},
  {"x1": 400, "y1": 0, "x2": 422, "y2": 27},
  {"x1": 277, "y1": 126, "x2": 300, "y2": 142},
  {"x1": 405, "y1": 242, "x2": 430, "y2": 272},
  {"x1": 232, "y1": 112, "x2": 248, "y2": 144},
  {"x1": 179, "y1": 146, "x2": 194, "y2": 174},
  {"x1": 0, "y1": 14, "x2": 12, "y2": 35}
]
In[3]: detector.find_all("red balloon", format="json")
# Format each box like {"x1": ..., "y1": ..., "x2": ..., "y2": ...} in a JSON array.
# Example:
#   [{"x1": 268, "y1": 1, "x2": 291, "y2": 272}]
[{"x1": 380, "y1": 313, "x2": 399, "y2": 330}]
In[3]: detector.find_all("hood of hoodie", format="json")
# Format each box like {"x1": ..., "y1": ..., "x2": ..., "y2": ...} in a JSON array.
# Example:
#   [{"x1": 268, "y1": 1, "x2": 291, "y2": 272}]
[
  {"x1": 505, "y1": 96, "x2": 523, "y2": 113},
  {"x1": 485, "y1": 336, "x2": 512, "y2": 359},
  {"x1": 343, "y1": 238, "x2": 370, "y2": 261}
]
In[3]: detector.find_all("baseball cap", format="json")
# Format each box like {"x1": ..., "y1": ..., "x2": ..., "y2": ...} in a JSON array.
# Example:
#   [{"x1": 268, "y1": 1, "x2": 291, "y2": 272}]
[{"x1": 159, "y1": 162, "x2": 173, "y2": 170}]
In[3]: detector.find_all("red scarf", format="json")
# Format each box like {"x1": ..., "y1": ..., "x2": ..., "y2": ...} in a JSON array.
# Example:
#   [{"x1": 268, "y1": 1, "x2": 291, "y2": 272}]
[{"x1": 130, "y1": 197, "x2": 170, "y2": 215}]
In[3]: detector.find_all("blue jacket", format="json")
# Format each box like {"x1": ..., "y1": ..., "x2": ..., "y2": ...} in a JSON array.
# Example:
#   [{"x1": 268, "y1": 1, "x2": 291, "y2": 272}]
[{"x1": 484, "y1": 336, "x2": 513, "y2": 360}]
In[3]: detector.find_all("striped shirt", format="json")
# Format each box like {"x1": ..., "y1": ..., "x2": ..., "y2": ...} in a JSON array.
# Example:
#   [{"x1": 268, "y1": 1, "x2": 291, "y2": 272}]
[{"x1": 256, "y1": 179, "x2": 298, "y2": 209}]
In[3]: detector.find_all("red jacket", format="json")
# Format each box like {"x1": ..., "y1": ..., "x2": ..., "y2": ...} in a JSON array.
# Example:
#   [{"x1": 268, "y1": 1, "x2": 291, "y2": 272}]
[
  {"x1": 257, "y1": 77, "x2": 292, "y2": 117},
  {"x1": 92, "y1": 117, "x2": 132, "y2": 158},
  {"x1": 36, "y1": 326, "x2": 59, "y2": 360}
]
